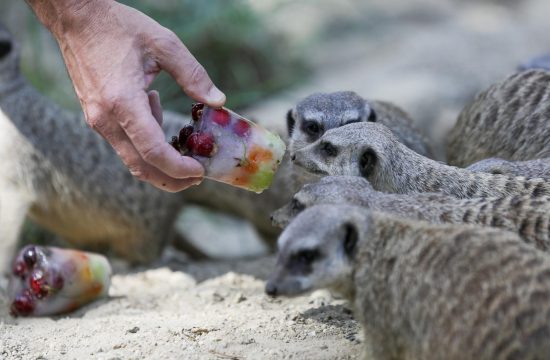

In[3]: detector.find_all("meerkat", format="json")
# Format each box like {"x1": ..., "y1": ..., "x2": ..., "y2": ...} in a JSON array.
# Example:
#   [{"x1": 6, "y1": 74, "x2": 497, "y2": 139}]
[
  {"x1": 446, "y1": 69, "x2": 550, "y2": 167},
  {"x1": 467, "y1": 157, "x2": 550, "y2": 180},
  {"x1": 287, "y1": 91, "x2": 433, "y2": 158},
  {"x1": 284, "y1": 91, "x2": 434, "y2": 193},
  {"x1": 266, "y1": 204, "x2": 550, "y2": 360},
  {"x1": 272, "y1": 175, "x2": 550, "y2": 251},
  {"x1": 291, "y1": 122, "x2": 550, "y2": 199}
]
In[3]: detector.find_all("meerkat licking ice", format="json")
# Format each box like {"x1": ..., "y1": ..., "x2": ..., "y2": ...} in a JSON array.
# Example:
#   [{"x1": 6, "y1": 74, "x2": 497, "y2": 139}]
[
  {"x1": 267, "y1": 205, "x2": 550, "y2": 360},
  {"x1": 291, "y1": 122, "x2": 550, "y2": 199}
]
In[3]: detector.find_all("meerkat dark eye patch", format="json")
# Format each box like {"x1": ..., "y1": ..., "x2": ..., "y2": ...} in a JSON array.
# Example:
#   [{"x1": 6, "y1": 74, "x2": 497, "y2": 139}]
[
  {"x1": 301, "y1": 120, "x2": 323, "y2": 139},
  {"x1": 288, "y1": 248, "x2": 321, "y2": 274},
  {"x1": 343, "y1": 224, "x2": 358, "y2": 258},
  {"x1": 0, "y1": 40, "x2": 12, "y2": 59},
  {"x1": 367, "y1": 109, "x2": 377, "y2": 122},
  {"x1": 286, "y1": 109, "x2": 295, "y2": 137},
  {"x1": 320, "y1": 141, "x2": 338, "y2": 157},
  {"x1": 359, "y1": 148, "x2": 377, "y2": 177},
  {"x1": 290, "y1": 198, "x2": 305, "y2": 213}
]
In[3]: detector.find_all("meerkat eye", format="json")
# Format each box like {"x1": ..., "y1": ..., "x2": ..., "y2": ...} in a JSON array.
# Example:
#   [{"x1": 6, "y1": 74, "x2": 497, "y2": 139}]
[
  {"x1": 302, "y1": 120, "x2": 322, "y2": 137},
  {"x1": 320, "y1": 142, "x2": 338, "y2": 157},
  {"x1": 290, "y1": 198, "x2": 305, "y2": 213},
  {"x1": 0, "y1": 40, "x2": 12, "y2": 59},
  {"x1": 295, "y1": 249, "x2": 320, "y2": 264},
  {"x1": 367, "y1": 109, "x2": 377, "y2": 122},
  {"x1": 359, "y1": 148, "x2": 377, "y2": 177}
]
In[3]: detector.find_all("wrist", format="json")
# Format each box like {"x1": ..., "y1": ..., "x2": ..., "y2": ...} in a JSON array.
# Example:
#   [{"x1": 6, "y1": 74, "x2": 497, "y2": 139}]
[{"x1": 26, "y1": 0, "x2": 112, "y2": 37}]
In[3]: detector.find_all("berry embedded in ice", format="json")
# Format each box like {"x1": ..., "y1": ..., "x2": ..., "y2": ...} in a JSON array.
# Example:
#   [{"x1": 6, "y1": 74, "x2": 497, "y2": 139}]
[
  {"x1": 11, "y1": 290, "x2": 35, "y2": 316},
  {"x1": 233, "y1": 119, "x2": 251, "y2": 137},
  {"x1": 30, "y1": 269, "x2": 50, "y2": 299},
  {"x1": 169, "y1": 136, "x2": 180, "y2": 152},
  {"x1": 186, "y1": 133, "x2": 217, "y2": 157},
  {"x1": 13, "y1": 260, "x2": 27, "y2": 278},
  {"x1": 23, "y1": 246, "x2": 38, "y2": 267},
  {"x1": 178, "y1": 125, "x2": 195, "y2": 147},
  {"x1": 212, "y1": 108, "x2": 231, "y2": 126},
  {"x1": 191, "y1": 103, "x2": 205, "y2": 121}
]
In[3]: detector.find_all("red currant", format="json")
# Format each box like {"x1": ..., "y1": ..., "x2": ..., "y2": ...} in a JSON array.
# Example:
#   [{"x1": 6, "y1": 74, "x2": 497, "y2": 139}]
[
  {"x1": 233, "y1": 119, "x2": 251, "y2": 137},
  {"x1": 211, "y1": 108, "x2": 231, "y2": 126},
  {"x1": 10, "y1": 290, "x2": 35, "y2": 316},
  {"x1": 186, "y1": 133, "x2": 217, "y2": 157}
]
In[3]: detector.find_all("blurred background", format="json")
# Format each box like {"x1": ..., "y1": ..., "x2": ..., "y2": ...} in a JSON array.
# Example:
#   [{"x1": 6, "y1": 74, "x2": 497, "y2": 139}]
[{"x1": 1, "y1": 0, "x2": 550, "y2": 256}]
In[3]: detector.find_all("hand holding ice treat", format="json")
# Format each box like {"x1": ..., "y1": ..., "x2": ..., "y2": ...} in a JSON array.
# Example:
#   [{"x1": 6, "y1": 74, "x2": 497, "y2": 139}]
[
  {"x1": 9, "y1": 245, "x2": 111, "y2": 317},
  {"x1": 170, "y1": 104, "x2": 286, "y2": 193}
]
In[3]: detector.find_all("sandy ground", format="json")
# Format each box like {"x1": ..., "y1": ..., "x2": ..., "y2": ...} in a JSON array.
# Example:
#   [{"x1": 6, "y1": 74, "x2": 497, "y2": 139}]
[
  {"x1": 0, "y1": 254, "x2": 361, "y2": 360},
  {"x1": 2, "y1": 0, "x2": 550, "y2": 359}
]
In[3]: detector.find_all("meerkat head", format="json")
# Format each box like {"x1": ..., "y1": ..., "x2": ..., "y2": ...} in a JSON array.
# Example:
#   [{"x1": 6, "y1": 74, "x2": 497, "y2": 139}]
[
  {"x1": 0, "y1": 23, "x2": 20, "y2": 84},
  {"x1": 266, "y1": 204, "x2": 367, "y2": 300},
  {"x1": 467, "y1": 157, "x2": 513, "y2": 175},
  {"x1": 271, "y1": 176, "x2": 375, "y2": 228},
  {"x1": 286, "y1": 91, "x2": 376, "y2": 153},
  {"x1": 291, "y1": 122, "x2": 404, "y2": 192}
]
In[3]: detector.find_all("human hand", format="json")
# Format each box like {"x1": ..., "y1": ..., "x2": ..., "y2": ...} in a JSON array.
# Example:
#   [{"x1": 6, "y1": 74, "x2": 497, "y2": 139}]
[{"x1": 29, "y1": 0, "x2": 226, "y2": 191}]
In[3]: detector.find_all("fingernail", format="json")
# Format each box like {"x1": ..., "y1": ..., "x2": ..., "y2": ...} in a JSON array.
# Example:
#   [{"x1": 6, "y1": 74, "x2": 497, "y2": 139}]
[{"x1": 207, "y1": 86, "x2": 226, "y2": 106}]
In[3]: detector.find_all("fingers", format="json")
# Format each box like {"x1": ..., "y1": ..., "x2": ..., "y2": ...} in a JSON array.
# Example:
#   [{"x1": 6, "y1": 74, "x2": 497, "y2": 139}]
[
  {"x1": 147, "y1": 90, "x2": 163, "y2": 126},
  {"x1": 91, "y1": 115, "x2": 202, "y2": 192},
  {"x1": 155, "y1": 32, "x2": 226, "y2": 107}
]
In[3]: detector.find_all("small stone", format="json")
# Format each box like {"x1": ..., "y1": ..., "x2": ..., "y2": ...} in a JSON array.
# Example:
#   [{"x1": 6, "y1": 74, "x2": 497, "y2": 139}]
[{"x1": 127, "y1": 326, "x2": 140, "y2": 334}]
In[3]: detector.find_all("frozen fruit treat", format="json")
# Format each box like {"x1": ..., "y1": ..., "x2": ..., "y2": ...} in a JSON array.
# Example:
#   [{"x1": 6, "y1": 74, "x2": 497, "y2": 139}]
[
  {"x1": 8, "y1": 245, "x2": 111, "y2": 316},
  {"x1": 170, "y1": 103, "x2": 286, "y2": 193}
]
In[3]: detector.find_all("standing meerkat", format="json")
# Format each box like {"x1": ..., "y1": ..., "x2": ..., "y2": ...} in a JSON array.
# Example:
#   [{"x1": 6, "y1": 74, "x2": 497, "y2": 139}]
[
  {"x1": 291, "y1": 122, "x2": 550, "y2": 199},
  {"x1": 266, "y1": 205, "x2": 550, "y2": 360},
  {"x1": 272, "y1": 176, "x2": 550, "y2": 251},
  {"x1": 446, "y1": 69, "x2": 550, "y2": 167},
  {"x1": 467, "y1": 157, "x2": 550, "y2": 180}
]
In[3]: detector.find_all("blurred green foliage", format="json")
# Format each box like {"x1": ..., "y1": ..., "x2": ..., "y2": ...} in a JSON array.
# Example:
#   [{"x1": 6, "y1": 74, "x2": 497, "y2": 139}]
[{"x1": 119, "y1": 0, "x2": 308, "y2": 111}]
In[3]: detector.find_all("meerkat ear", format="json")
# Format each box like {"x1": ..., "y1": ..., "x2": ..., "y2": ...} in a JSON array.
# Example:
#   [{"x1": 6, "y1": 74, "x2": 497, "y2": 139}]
[
  {"x1": 0, "y1": 39, "x2": 12, "y2": 59},
  {"x1": 365, "y1": 102, "x2": 377, "y2": 122},
  {"x1": 286, "y1": 109, "x2": 295, "y2": 137},
  {"x1": 359, "y1": 148, "x2": 378, "y2": 178},
  {"x1": 343, "y1": 223, "x2": 358, "y2": 258}
]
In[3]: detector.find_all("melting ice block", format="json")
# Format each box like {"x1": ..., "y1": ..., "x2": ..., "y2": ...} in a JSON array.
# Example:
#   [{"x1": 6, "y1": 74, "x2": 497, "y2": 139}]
[
  {"x1": 8, "y1": 245, "x2": 111, "y2": 316},
  {"x1": 170, "y1": 103, "x2": 286, "y2": 193}
]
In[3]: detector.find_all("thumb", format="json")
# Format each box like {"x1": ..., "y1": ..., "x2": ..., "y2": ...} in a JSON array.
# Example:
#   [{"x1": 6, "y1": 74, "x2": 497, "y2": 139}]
[{"x1": 156, "y1": 32, "x2": 225, "y2": 107}]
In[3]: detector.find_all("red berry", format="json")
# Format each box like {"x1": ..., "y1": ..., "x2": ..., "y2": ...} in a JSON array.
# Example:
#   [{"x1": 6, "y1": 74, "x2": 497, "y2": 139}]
[
  {"x1": 11, "y1": 290, "x2": 35, "y2": 316},
  {"x1": 191, "y1": 103, "x2": 204, "y2": 121},
  {"x1": 23, "y1": 246, "x2": 38, "y2": 267},
  {"x1": 233, "y1": 119, "x2": 251, "y2": 137},
  {"x1": 178, "y1": 125, "x2": 195, "y2": 147},
  {"x1": 13, "y1": 260, "x2": 27, "y2": 278},
  {"x1": 211, "y1": 108, "x2": 231, "y2": 126},
  {"x1": 186, "y1": 133, "x2": 217, "y2": 157},
  {"x1": 30, "y1": 269, "x2": 49, "y2": 299}
]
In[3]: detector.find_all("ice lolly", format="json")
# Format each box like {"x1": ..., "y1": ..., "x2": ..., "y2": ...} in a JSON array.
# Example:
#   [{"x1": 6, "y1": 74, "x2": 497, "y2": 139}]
[
  {"x1": 8, "y1": 245, "x2": 111, "y2": 317},
  {"x1": 170, "y1": 103, "x2": 286, "y2": 193}
]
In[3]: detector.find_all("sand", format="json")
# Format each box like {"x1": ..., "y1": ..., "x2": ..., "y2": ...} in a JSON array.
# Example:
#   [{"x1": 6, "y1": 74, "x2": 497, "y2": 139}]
[{"x1": 0, "y1": 254, "x2": 361, "y2": 360}]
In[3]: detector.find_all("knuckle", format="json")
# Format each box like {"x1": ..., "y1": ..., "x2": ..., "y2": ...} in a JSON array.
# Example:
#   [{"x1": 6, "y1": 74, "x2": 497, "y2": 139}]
[
  {"x1": 185, "y1": 63, "x2": 208, "y2": 93},
  {"x1": 140, "y1": 144, "x2": 163, "y2": 163},
  {"x1": 127, "y1": 164, "x2": 151, "y2": 182}
]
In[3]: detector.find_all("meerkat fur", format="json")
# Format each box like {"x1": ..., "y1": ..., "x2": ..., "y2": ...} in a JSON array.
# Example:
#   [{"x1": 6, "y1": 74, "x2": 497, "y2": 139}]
[{"x1": 267, "y1": 204, "x2": 550, "y2": 360}]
